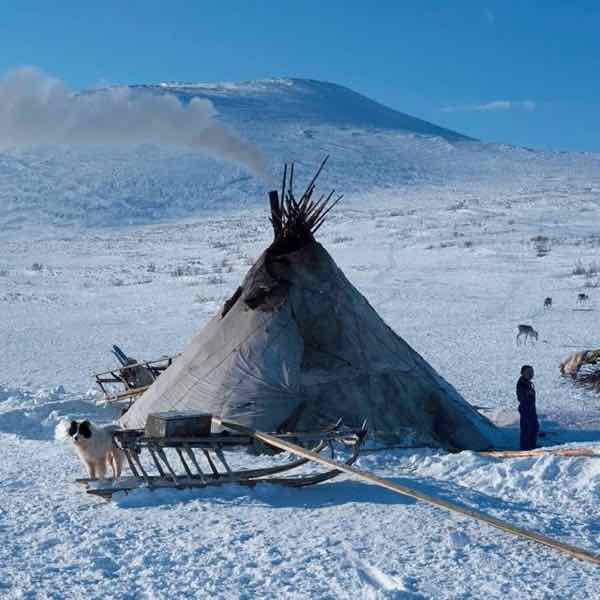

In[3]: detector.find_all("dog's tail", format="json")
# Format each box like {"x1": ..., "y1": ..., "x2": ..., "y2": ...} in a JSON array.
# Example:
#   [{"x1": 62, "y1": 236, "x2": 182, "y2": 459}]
[{"x1": 54, "y1": 420, "x2": 73, "y2": 441}]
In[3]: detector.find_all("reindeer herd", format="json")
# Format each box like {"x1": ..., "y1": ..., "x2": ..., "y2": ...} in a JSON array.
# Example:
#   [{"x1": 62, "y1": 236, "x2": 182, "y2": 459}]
[{"x1": 516, "y1": 293, "x2": 592, "y2": 346}]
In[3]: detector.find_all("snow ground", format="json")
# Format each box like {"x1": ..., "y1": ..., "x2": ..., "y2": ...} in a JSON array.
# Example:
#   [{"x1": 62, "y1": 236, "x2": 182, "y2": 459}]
[
  {"x1": 2, "y1": 184, "x2": 600, "y2": 598},
  {"x1": 1, "y1": 79, "x2": 600, "y2": 598}
]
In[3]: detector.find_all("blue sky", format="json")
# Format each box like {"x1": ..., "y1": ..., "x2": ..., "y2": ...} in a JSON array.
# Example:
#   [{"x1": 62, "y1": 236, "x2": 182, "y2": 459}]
[{"x1": 1, "y1": 1, "x2": 599, "y2": 152}]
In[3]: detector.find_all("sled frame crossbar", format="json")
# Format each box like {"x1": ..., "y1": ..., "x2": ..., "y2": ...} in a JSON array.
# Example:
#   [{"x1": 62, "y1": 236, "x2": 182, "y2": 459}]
[{"x1": 94, "y1": 355, "x2": 177, "y2": 406}]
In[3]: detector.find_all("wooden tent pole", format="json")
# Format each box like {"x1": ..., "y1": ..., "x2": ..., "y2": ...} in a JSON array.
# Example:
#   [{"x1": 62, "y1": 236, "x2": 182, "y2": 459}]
[{"x1": 213, "y1": 418, "x2": 600, "y2": 566}]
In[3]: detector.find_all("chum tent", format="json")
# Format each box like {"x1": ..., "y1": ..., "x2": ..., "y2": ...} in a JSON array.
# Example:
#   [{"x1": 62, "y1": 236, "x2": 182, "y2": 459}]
[{"x1": 120, "y1": 159, "x2": 497, "y2": 451}]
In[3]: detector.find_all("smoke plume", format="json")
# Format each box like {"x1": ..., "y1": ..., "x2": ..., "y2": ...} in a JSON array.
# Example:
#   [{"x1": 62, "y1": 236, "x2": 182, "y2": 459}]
[{"x1": 0, "y1": 67, "x2": 268, "y2": 178}]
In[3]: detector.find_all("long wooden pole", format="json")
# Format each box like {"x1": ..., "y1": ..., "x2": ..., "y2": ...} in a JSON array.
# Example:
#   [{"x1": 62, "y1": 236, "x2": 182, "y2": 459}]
[
  {"x1": 214, "y1": 418, "x2": 600, "y2": 566},
  {"x1": 482, "y1": 447, "x2": 599, "y2": 459}
]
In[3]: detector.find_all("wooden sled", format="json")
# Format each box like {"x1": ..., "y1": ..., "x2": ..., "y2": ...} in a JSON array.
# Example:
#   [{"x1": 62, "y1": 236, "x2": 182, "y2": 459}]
[
  {"x1": 79, "y1": 419, "x2": 367, "y2": 500},
  {"x1": 95, "y1": 350, "x2": 178, "y2": 411}
]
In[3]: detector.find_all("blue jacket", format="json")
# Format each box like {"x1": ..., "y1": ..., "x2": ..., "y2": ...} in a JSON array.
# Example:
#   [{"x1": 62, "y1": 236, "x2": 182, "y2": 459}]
[{"x1": 516, "y1": 376, "x2": 537, "y2": 415}]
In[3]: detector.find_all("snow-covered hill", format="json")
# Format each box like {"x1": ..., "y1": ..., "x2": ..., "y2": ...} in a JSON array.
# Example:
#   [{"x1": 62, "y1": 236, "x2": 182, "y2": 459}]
[
  {"x1": 2, "y1": 77, "x2": 599, "y2": 232},
  {"x1": 144, "y1": 78, "x2": 473, "y2": 139}
]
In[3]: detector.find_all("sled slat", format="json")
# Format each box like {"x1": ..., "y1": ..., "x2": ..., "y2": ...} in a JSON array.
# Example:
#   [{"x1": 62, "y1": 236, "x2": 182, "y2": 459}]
[
  {"x1": 124, "y1": 448, "x2": 140, "y2": 477},
  {"x1": 202, "y1": 449, "x2": 220, "y2": 477},
  {"x1": 175, "y1": 447, "x2": 194, "y2": 478},
  {"x1": 183, "y1": 444, "x2": 207, "y2": 484}
]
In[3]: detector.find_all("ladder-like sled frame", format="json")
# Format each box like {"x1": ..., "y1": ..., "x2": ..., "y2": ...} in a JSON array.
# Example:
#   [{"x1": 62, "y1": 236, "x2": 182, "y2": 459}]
[
  {"x1": 79, "y1": 419, "x2": 368, "y2": 500},
  {"x1": 94, "y1": 355, "x2": 177, "y2": 409}
]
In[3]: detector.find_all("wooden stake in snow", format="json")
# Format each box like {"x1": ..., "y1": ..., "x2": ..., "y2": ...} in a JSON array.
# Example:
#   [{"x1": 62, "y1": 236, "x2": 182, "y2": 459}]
[{"x1": 214, "y1": 418, "x2": 600, "y2": 566}]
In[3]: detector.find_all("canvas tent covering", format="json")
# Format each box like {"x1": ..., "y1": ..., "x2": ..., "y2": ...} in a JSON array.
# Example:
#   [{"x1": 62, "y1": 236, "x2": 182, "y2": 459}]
[{"x1": 120, "y1": 160, "x2": 496, "y2": 450}]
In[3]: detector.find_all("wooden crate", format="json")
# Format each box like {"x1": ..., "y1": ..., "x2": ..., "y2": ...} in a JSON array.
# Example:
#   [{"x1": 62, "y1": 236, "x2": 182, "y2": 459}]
[{"x1": 145, "y1": 412, "x2": 212, "y2": 438}]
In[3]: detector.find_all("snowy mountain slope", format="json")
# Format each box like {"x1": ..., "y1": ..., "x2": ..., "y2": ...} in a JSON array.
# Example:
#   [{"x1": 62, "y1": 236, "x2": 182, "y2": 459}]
[
  {"x1": 143, "y1": 78, "x2": 473, "y2": 139},
  {"x1": 1, "y1": 77, "x2": 599, "y2": 232}
]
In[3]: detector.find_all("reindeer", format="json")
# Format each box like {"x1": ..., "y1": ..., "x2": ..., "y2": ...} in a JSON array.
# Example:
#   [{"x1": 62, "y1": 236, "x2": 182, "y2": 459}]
[
  {"x1": 577, "y1": 293, "x2": 589, "y2": 304},
  {"x1": 516, "y1": 324, "x2": 538, "y2": 345},
  {"x1": 544, "y1": 297, "x2": 552, "y2": 309}
]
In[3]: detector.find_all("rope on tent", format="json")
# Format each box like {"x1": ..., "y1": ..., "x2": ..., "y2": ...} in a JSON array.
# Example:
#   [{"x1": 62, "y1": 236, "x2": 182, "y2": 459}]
[{"x1": 213, "y1": 417, "x2": 600, "y2": 566}]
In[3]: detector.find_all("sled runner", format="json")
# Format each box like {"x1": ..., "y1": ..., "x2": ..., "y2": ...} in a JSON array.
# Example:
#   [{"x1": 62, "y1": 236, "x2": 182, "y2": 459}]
[{"x1": 78, "y1": 415, "x2": 367, "y2": 499}]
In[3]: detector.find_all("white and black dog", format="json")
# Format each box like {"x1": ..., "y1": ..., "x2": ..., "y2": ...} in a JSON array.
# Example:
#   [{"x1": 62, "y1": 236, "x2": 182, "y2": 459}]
[{"x1": 65, "y1": 420, "x2": 124, "y2": 479}]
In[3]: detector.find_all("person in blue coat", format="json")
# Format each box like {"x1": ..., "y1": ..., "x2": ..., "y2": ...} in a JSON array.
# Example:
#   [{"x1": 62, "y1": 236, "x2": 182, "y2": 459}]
[{"x1": 516, "y1": 365, "x2": 539, "y2": 450}]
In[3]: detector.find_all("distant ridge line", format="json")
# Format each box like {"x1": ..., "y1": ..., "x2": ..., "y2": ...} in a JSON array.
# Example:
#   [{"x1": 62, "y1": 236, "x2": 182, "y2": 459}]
[{"x1": 124, "y1": 77, "x2": 474, "y2": 142}]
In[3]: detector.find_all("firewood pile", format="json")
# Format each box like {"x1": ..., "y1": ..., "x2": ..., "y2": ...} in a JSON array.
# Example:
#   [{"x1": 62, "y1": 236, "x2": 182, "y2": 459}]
[{"x1": 577, "y1": 366, "x2": 600, "y2": 391}]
